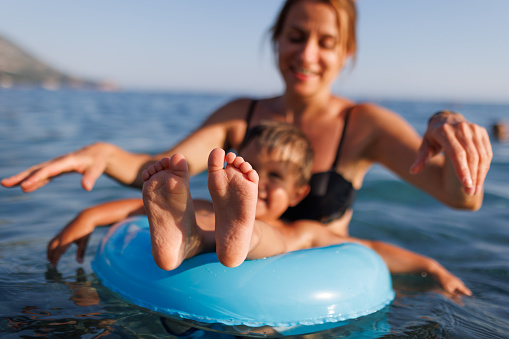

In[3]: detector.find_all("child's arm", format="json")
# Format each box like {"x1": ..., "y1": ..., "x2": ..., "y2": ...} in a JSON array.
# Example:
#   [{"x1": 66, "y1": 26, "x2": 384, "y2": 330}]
[
  {"x1": 358, "y1": 240, "x2": 472, "y2": 296},
  {"x1": 282, "y1": 221, "x2": 472, "y2": 296},
  {"x1": 242, "y1": 218, "x2": 472, "y2": 296},
  {"x1": 246, "y1": 220, "x2": 289, "y2": 260},
  {"x1": 47, "y1": 198, "x2": 145, "y2": 267}
]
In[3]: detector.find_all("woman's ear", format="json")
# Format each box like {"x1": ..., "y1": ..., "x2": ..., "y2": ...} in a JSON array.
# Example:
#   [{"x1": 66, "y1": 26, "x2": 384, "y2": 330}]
[{"x1": 289, "y1": 184, "x2": 310, "y2": 207}]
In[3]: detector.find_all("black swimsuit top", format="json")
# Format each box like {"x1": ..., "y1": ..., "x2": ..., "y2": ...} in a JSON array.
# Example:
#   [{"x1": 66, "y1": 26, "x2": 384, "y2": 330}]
[{"x1": 244, "y1": 100, "x2": 357, "y2": 224}]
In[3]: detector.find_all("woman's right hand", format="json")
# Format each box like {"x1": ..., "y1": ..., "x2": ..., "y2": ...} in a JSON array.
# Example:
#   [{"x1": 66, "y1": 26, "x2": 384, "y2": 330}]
[
  {"x1": 2, "y1": 98, "x2": 250, "y2": 193},
  {"x1": 1, "y1": 142, "x2": 114, "y2": 193}
]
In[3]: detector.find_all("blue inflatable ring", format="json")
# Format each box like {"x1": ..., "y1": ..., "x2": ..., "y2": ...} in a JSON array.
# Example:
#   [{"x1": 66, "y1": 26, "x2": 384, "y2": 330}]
[{"x1": 92, "y1": 216, "x2": 394, "y2": 337}]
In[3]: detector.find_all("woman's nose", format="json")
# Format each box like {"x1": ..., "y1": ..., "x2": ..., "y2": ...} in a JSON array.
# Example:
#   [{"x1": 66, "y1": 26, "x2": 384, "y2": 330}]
[{"x1": 299, "y1": 38, "x2": 319, "y2": 63}]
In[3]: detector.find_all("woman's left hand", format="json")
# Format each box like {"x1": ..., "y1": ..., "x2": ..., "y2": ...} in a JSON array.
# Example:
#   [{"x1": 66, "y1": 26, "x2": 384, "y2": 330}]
[{"x1": 410, "y1": 111, "x2": 493, "y2": 196}]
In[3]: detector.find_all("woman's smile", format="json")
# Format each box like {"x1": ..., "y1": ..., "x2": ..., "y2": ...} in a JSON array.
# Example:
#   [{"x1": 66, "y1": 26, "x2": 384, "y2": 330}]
[{"x1": 291, "y1": 65, "x2": 319, "y2": 80}]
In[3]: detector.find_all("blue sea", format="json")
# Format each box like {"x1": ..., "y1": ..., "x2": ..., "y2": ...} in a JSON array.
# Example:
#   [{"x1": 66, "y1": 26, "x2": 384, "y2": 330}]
[{"x1": 1, "y1": 89, "x2": 508, "y2": 338}]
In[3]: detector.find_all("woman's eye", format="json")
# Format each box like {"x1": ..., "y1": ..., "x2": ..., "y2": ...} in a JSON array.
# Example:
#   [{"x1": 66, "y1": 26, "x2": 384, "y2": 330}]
[
  {"x1": 320, "y1": 37, "x2": 337, "y2": 49},
  {"x1": 287, "y1": 31, "x2": 304, "y2": 43}
]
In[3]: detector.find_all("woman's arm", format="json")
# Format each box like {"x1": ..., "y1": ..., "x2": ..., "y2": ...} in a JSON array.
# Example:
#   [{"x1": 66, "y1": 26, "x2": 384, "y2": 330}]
[
  {"x1": 1, "y1": 99, "x2": 252, "y2": 192},
  {"x1": 358, "y1": 104, "x2": 491, "y2": 210},
  {"x1": 47, "y1": 198, "x2": 145, "y2": 266}
]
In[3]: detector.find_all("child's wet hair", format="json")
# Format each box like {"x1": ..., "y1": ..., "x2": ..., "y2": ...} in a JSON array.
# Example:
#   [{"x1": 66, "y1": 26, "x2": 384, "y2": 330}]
[{"x1": 238, "y1": 121, "x2": 314, "y2": 186}]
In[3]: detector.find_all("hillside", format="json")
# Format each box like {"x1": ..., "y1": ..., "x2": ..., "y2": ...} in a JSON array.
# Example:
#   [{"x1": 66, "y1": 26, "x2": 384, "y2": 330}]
[{"x1": 0, "y1": 34, "x2": 114, "y2": 90}]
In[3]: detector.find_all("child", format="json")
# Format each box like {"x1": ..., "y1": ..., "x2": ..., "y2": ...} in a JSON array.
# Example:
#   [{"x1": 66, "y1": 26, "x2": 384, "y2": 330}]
[{"x1": 48, "y1": 121, "x2": 471, "y2": 295}]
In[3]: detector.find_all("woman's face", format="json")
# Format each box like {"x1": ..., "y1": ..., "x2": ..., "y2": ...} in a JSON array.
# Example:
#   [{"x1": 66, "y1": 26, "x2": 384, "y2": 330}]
[{"x1": 277, "y1": 0, "x2": 345, "y2": 98}]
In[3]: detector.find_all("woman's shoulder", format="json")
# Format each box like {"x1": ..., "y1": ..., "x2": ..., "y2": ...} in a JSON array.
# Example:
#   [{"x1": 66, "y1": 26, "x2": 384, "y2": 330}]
[
  {"x1": 204, "y1": 97, "x2": 257, "y2": 124},
  {"x1": 349, "y1": 101, "x2": 407, "y2": 127},
  {"x1": 342, "y1": 100, "x2": 414, "y2": 150},
  {"x1": 350, "y1": 101, "x2": 392, "y2": 116},
  {"x1": 211, "y1": 96, "x2": 282, "y2": 122},
  {"x1": 216, "y1": 97, "x2": 253, "y2": 113},
  {"x1": 211, "y1": 96, "x2": 275, "y2": 115},
  {"x1": 330, "y1": 97, "x2": 385, "y2": 117}
]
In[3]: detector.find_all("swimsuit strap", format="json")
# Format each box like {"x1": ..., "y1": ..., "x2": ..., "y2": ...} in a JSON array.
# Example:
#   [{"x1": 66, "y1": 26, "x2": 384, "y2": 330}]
[
  {"x1": 238, "y1": 100, "x2": 259, "y2": 151},
  {"x1": 245, "y1": 99, "x2": 258, "y2": 130},
  {"x1": 331, "y1": 107, "x2": 353, "y2": 169},
  {"x1": 245, "y1": 100, "x2": 350, "y2": 170}
]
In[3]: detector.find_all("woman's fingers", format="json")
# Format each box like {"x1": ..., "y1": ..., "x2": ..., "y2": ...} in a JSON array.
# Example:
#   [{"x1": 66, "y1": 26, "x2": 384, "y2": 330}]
[
  {"x1": 451, "y1": 122, "x2": 492, "y2": 195},
  {"x1": 410, "y1": 139, "x2": 436, "y2": 174},
  {"x1": 454, "y1": 122, "x2": 477, "y2": 193},
  {"x1": 421, "y1": 117, "x2": 492, "y2": 195},
  {"x1": 1, "y1": 143, "x2": 109, "y2": 192},
  {"x1": 1, "y1": 155, "x2": 75, "y2": 192},
  {"x1": 1, "y1": 163, "x2": 44, "y2": 188},
  {"x1": 472, "y1": 126, "x2": 493, "y2": 195},
  {"x1": 81, "y1": 162, "x2": 106, "y2": 191},
  {"x1": 23, "y1": 178, "x2": 52, "y2": 193},
  {"x1": 19, "y1": 157, "x2": 76, "y2": 192}
]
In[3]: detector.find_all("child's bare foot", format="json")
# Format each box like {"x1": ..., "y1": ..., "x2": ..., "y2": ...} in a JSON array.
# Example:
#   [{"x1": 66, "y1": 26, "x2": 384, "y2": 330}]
[
  {"x1": 207, "y1": 148, "x2": 259, "y2": 267},
  {"x1": 142, "y1": 155, "x2": 201, "y2": 271}
]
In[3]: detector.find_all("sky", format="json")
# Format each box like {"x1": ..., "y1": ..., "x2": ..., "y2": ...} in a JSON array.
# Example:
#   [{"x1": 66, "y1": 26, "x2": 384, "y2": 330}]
[{"x1": 0, "y1": 0, "x2": 508, "y2": 103}]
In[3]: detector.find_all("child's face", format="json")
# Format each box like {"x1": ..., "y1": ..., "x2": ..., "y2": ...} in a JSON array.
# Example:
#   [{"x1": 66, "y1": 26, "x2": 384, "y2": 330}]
[{"x1": 240, "y1": 141, "x2": 308, "y2": 222}]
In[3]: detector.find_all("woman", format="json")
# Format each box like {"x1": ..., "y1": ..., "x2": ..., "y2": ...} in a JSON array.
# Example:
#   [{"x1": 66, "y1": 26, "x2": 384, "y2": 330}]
[{"x1": 1, "y1": 0, "x2": 492, "y2": 239}]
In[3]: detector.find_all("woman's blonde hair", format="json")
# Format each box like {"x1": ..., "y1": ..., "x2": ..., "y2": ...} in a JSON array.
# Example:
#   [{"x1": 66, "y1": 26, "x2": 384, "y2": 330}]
[
  {"x1": 238, "y1": 121, "x2": 314, "y2": 187},
  {"x1": 271, "y1": 0, "x2": 357, "y2": 63}
]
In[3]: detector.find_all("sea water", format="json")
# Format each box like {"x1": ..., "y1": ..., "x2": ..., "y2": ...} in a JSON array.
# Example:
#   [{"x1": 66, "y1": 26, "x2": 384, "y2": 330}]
[{"x1": 0, "y1": 89, "x2": 508, "y2": 338}]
